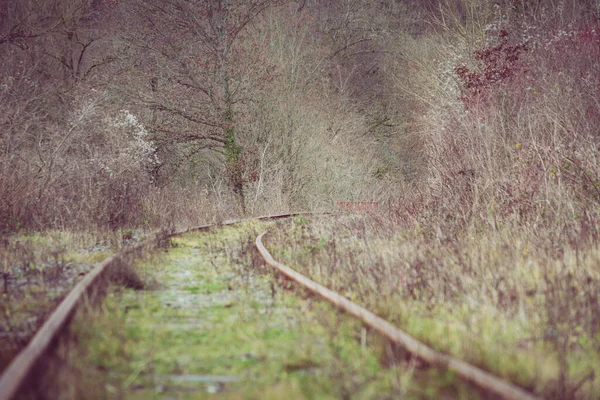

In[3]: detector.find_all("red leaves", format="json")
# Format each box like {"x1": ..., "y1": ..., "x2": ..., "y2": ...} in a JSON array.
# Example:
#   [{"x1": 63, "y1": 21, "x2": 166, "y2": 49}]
[
  {"x1": 576, "y1": 26, "x2": 600, "y2": 46},
  {"x1": 455, "y1": 30, "x2": 527, "y2": 107}
]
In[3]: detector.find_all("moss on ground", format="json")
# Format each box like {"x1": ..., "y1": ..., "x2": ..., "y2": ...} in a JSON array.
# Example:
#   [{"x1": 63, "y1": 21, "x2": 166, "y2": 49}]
[{"x1": 57, "y1": 222, "x2": 482, "y2": 399}]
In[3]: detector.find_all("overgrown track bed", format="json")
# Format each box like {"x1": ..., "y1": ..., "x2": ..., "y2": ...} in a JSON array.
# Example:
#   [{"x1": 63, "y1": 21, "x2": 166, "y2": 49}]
[
  {"x1": 26, "y1": 220, "x2": 486, "y2": 399},
  {"x1": 0, "y1": 213, "x2": 312, "y2": 400},
  {"x1": 0, "y1": 214, "x2": 580, "y2": 399}
]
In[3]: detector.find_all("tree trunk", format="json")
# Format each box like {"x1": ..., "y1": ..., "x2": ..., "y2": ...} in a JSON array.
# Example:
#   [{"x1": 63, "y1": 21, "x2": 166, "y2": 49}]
[{"x1": 219, "y1": 27, "x2": 246, "y2": 215}]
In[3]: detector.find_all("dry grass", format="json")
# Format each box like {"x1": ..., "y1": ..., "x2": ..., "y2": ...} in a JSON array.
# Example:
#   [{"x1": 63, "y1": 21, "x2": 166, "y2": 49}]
[
  {"x1": 266, "y1": 213, "x2": 599, "y2": 399},
  {"x1": 0, "y1": 230, "x2": 116, "y2": 371}
]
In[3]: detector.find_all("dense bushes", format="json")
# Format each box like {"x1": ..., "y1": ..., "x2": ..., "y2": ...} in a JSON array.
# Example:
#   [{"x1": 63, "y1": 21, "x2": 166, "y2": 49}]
[
  {"x1": 393, "y1": 1, "x2": 600, "y2": 242},
  {"x1": 3, "y1": 0, "x2": 600, "y2": 236},
  {"x1": 0, "y1": 0, "x2": 383, "y2": 232}
]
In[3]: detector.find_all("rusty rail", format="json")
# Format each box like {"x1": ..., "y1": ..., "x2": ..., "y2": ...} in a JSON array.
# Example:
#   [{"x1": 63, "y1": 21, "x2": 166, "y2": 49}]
[
  {"x1": 255, "y1": 231, "x2": 541, "y2": 400},
  {"x1": 0, "y1": 212, "x2": 318, "y2": 400}
]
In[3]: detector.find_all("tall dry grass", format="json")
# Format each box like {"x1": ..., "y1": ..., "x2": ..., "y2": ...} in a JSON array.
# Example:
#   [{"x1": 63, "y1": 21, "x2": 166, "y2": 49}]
[
  {"x1": 388, "y1": 1, "x2": 600, "y2": 236},
  {"x1": 305, "y1": 1, "x2": 600, "y2": 397},
  {"x1": 267, "y1": 211, "x2": 599, "y2": 399}
]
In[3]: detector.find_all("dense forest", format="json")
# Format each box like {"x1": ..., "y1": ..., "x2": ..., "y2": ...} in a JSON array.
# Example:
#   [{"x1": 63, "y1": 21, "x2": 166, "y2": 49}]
[{"x1": 1, "y1": 0, "x2": 599, "y2": 234}]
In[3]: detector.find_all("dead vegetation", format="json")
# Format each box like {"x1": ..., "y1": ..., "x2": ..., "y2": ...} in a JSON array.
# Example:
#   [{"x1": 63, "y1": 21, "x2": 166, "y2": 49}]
[{"x1": 265, "y1": 212, "x2": 599, "y2": 399}]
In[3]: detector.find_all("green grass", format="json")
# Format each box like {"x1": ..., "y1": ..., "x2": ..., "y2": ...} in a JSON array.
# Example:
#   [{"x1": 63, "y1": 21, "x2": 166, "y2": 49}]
[{"x1": 49, "y1": 222, "x2": 482, "y2": 399}]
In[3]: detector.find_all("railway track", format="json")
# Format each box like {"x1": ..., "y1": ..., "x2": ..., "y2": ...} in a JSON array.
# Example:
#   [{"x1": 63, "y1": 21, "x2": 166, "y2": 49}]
[
  {"x1": 255, "y1": 231, "x2": 540, "y2": 400},
  {"x1": 0, "y1": 213, "x2": 307, "y2": 400},
  {"x1": 0, "y1": 213, "x2": 541, "y2": 400}
]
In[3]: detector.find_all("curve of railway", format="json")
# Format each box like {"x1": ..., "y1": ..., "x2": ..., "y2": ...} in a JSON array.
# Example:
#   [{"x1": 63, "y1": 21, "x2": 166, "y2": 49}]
[{"x1": 0, "y1": 213, "x2": 541, "y2": 400}]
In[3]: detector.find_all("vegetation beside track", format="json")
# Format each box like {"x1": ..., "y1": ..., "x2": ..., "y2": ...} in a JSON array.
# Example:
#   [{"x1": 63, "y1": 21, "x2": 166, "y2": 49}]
[
  {"x1": 0, "y1": 230, "x2": 126, "y2": 373},
  {"x1": 266, "y1": 215, "x2": 600, "y2": 400}
]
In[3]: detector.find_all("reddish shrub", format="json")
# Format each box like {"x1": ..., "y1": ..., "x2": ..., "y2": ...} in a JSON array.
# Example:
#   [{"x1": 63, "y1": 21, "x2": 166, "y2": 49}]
[{"x1": 455, "y1": 30, "x2": 527, "y2": 107}]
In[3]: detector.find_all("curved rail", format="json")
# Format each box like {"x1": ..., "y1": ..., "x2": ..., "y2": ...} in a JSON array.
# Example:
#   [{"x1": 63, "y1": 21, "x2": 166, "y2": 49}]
[
  {"x1": 255, "y1": 231, "x2": 541, "y2": 400},
  {"x1": 0, "y1": 212, "x2": 318, "y2": 400}
]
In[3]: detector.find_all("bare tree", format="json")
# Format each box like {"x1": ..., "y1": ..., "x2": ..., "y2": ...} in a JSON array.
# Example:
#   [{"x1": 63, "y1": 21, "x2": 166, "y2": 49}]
[
  {"x1": 0, "y1": 0, "x2": 133, "y2": 230},
  {"x1": 120, "y1": 0, "x2": 283, "y2": 214}
]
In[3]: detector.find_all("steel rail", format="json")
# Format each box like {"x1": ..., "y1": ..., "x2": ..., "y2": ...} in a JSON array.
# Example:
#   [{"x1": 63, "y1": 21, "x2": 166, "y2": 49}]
[
  {"x1": 0, "y1": 212, "x2": 317, "y2": 400},
  {"x1": 255, "y1": 231, "x2": 542, "y2": 400}
]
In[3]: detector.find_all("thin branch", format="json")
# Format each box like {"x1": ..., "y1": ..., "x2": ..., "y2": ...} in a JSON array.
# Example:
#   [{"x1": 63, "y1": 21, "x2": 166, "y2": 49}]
[{"x1": 329, "y1": 38, "x2": 372, "y2": 59}]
